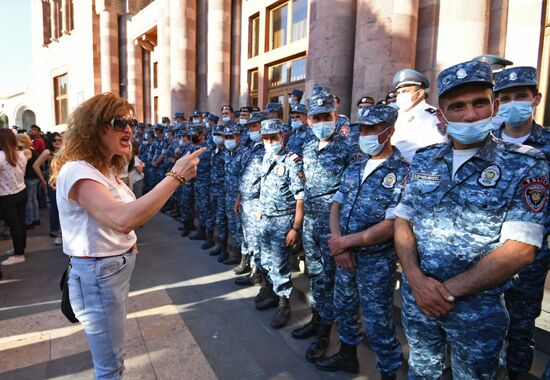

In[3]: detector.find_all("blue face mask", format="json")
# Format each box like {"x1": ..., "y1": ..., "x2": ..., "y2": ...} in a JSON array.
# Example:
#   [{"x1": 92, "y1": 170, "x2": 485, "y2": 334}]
[
  {"x1": 264, "y1": 140, "x2": 282, "y2": 155},
  {"x1": 312, "y1": 121, "x2": 336, "y2": 140},
  {"x1": 222, "y1": 116, "x2": 231, "y2": 123},
  {"x1": 249, "y1": 130, "x2": 262, "y2": 142},
  {"x1": 291, "y1": 120, "x2": 302, "y2": 130},
  {"x1": 445, "y1": 116, "x2": 494, "y2": 145},
  {"x1": 224, "y1": 139, "x2": 237, "y2": 151},
  {"x1": 358, "y1": 127, "x2": 390, "y2": 156},
  {"x1": 144, "y1": 133, "x2": 150, "y2": 139},
  {"x1": 178, "y1": 139, "x2": 185, "y2": 146},
  {"x1": 498, "y1": 101, "x2": 533, "y2": 128},
  {"x1": 213, "y1": 135, "x2": 224, "y2": 145}
]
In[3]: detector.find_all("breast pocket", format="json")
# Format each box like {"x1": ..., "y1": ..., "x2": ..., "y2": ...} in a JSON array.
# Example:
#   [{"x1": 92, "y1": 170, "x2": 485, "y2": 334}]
[
  {"x1": 411, "y1": 181, "x2": 441, "y2": 208},
  {"x1": 459, "y1": 191, "x2": 509, "y2": 235}
]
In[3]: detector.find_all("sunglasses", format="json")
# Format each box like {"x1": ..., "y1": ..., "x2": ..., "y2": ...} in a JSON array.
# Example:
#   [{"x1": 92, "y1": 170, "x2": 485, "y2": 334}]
[
  {"x1": 110, "y1": 118, "x2": 138, "y2": 131},
  {"x1": 53, "y1": 138, "x2": 62, "y2": 142}
]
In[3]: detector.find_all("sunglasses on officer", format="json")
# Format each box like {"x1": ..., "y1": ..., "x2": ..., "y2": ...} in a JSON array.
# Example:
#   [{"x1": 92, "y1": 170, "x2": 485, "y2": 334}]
[{"x1": 109, "y1": 118, "x2": 139, "y2": 131}]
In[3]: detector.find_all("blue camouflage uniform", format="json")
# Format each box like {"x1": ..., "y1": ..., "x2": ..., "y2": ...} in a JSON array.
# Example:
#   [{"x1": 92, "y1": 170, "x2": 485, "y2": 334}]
[
  {"x1": 332, "y1": 105, "x2": 407, "y2": 376},
  {"x1": 394, "y1": 61, "x2": 550, "y2": 380},
  {"x1": 189, "y1": 125, "x2": 214, "y2": 232},
  {"x1": 224, "y1": 125, "x2": 246, "y2": 249},
  {"x1": 210, "y1": 125, "x2": 227, "y2": 242},
  {"x1": 140, "y1": 134, "x2": 155, "y2": 193},
  {"x1": 302, "y1": 87, "x2": 351, "y2": 325},
  {"x1": 287, "y1": 104, "x2": 315, "y2": 157},
  {"x1": 492, "y1": 66, "x2": 550, "y2": 375},
  {"x1": 238, "y1": 112, "x2": 268, "y2": 267},
  {"x1": 178, "y1": 142, "x2": 196, "y2": 225},
  {"x1": 259, "y1": 119, "x2": 305, "y2": 298}
]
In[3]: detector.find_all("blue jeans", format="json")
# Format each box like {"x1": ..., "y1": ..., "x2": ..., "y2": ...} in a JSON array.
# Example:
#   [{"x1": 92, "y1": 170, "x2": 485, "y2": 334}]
[
  {"x1": 47, "y1": 185, "x2": 60, "y2": 234},
  {"x1": 25, "y1": 178, "x2": 39, "y2": 225},
  {"x1": 68, "y1": 252, "x2": 136, "y2": 380}
]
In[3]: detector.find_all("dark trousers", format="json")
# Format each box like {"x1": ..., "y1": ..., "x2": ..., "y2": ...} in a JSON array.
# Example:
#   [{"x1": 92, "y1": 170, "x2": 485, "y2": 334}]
[
  {"x1": 0, "y1": 189, "x2": 28, "y2": 255},
  {"x1": 47, "y1": 186, "x2": 60, "y2": 234}
]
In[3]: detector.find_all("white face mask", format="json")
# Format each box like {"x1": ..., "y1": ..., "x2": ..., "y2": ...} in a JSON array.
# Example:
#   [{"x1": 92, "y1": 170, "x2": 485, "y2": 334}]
[
  {"x1": 395, "y1": 91, "x2": 417, "y2": 111},
  {"x1": 239, "y1": 118, "x2": 248, "y2": 125},
  {"x1": 193, "y1": 118, "x2": 200, "y2": 124}
]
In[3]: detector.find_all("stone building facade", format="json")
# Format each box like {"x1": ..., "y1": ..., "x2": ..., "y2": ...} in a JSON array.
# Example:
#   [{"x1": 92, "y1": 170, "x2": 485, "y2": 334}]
[{"x1": 4, "y1": 0, "x2": 548, "y2": 131}]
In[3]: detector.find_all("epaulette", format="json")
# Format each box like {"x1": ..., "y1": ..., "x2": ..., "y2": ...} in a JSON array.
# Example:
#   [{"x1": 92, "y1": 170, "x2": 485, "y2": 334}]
[
  {"x1": 399, "y1": 156, "x2": 411, "y2": 165},
  {"x1": 424, "y1": 107, "x2": 437, "y2": 115},
  {"x1": 502, "y1": 141, "x2": 545, "y2": 160},
  {"x1": 288, "y1": 152, "x2": 302, "y2": 163}
]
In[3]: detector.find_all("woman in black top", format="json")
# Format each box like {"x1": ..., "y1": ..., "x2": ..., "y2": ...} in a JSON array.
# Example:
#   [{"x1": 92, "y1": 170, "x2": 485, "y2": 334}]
[{"x1": 17, "y1": 134, "x2": 40, "y2": 228}]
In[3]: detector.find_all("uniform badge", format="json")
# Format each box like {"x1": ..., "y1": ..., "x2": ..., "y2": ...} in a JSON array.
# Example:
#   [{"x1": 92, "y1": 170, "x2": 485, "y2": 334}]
[
  {"x1": 478, "y1": 165, "x2": 501, "y2": 187},
  {"x1": 521, "y1": 176, "x2": 548, "y2": 213},
  {"x1": 509, "y1": 71, "x2": 517, "y2": 81},
  {"x1": 456, "y1": 68, "x2": 467, "y2": 79},
  {"x1": 277, "y1": 165, "x2": 286, "y2": 176},
  {"x1": 382, "y1": 173, "x2": 397, "y2": 189}
]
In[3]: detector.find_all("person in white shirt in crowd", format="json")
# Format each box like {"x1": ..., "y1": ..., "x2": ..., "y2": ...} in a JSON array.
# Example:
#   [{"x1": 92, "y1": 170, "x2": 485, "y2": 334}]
[
  {"x1": 49, "y1": 93, "x2": 204, "y2": 380},
  {"x1": 391, "y1": 68, "x2": 447, "y2": 161},
  {"x1": 0, "y1": 129, "x2": 32, "y2": 266}
]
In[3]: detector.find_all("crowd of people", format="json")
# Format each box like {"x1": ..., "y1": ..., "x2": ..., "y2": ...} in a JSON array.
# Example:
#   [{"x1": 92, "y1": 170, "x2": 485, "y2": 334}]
[{"x1": 0, "y1": 55, "x2": 549, "y2": 380}]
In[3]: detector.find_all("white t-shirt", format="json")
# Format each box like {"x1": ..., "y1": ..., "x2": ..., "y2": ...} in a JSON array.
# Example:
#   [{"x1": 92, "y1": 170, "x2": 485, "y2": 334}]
[
  {"x1": 0, "y1": 151, "x2": 27, "y2": 196},
  {"x1": 501, "y1": 131, "x2": 530, "y2": 144},
  {"x1": 361, "y1": 158, "x2": 386, "y2": 183},
  {"x1": 56, "y1": 160, "x2": 137, "y2": 257},
  {"x1": 452, "y1": 148, "x2": 479, "y2": 178}
]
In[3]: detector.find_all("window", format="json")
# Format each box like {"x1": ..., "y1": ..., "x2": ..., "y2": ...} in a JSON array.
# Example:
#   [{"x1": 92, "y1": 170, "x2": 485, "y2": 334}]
[
  {"x1": 53, "y1": 74, "x2": 68, "y2": 125},
  {"x1": 291, "y1": 0, "x2": 307, "y2": 42},
  {"x1": 249, "y1": 14, "x2": 260, "y2": 58},
  {"x1": 269, "y1": 0, "x2": 308, "y2": 51},
  {"x1": 268, "y1": 57, "x2": 306, "y2": 88},
  {"x1": 270, "y1": 4, "x2": 288, "y2": 50},
  {"x1": 249, "y1": 69, "x2": 259, "y2": 106},
  {"x1": 153, "y1": 62, "x2": 158, "y2": 89},
  {"x1": 154, "y1": 96, "x2": 158, "y2": 123}
]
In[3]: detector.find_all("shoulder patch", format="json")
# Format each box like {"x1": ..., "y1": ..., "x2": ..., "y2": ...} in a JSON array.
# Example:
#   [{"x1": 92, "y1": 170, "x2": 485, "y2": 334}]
[{"x1": 521, "y1": 176, "x2": 548, "y2": 213}]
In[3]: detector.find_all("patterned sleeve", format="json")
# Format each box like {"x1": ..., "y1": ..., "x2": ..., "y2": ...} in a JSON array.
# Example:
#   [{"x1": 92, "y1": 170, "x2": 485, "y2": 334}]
[
  {"x1": 288, "y1": 153, "x2": 305, "y2": 200},
  {"x1": 501, "y1": 159, "x2": 549, "y2": 248}
]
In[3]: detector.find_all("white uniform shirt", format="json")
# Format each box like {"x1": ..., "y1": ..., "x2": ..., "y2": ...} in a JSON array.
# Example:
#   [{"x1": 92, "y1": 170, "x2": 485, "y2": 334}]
[{"x1": 391, "y1": 99, "x2": 447, "y2": 161}]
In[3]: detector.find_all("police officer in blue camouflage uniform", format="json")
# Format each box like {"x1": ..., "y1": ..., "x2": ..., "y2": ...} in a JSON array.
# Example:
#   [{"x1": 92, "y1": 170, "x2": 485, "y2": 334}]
[
  {"x1": 233, "y1": 111, "x2": 268, "y2": 280},
  {"x1": 290, "y1": 85, "x2": 351, "y2": 363},
  {"x1": 205, "y1": 113, "x2": 219, "y2": 148},
  {"x1": 140, "y1": 128, "x2": 155, "y2": 193},
  {"x1": 316, "y1": 105, "x2": 407, "y2": 379},
  {"x1": 187, "y1": 124, "x2": 215, "y2": 249},
  {"x1": 255, "y1": 119, "x2": 305, "y2": 329},
  {"x1": 347, "y1": 96, "x2": 375, "y2": 146},
  {"x1": 238, "y1": 106, "x2": 253, "y2": 148},
  {"x1": 393, "y1": 60, "x2": 549, "y2": 379},
  {"x1": 169, "y1": 129, "x2": 187, "y2": 218},
  {"x1": 160, "y1": 127, "x2": 178, "y2": 213},
  {"x1": 178, "y1": 131, "x2": 197, "y2": 237},
  {"x1": 492, "y1": 66, "x2": 550, "y2": 379},
  {"x1": 209, "y1": 124, "x2": 228, "y2": 258},
  {"x1": 222, "y1": 124, "x2": 246, "y2": 264},
  {"x1": 287, "y1": 104, "x2": 315, "y2": 157}
]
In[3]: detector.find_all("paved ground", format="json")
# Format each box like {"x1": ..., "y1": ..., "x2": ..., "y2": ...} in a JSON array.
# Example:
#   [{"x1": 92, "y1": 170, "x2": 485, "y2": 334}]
[{"x1": 1, "y1": 211, "x2": 549, "y2": 379}]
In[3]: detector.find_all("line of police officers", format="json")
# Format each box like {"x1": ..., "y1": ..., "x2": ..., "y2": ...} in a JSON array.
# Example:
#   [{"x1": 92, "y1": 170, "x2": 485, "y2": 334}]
[{"x1": 133, "y1": 58, "x2": 549, "y2": 380}]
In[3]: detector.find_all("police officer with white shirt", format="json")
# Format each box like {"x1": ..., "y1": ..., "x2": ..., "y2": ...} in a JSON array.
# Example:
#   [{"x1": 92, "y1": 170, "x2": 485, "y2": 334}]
[{"x1": 391, "y1": 69, "x2": 447, "y2": 161}]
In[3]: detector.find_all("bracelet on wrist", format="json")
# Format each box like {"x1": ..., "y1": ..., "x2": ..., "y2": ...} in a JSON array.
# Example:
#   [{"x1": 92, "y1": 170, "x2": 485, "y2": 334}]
[
  {"x1": 291, "y1": 226, "x2": 301, "y2": 232},
  {"x1": 165, "y1": 171, "x2": 186, "y2": 185}
]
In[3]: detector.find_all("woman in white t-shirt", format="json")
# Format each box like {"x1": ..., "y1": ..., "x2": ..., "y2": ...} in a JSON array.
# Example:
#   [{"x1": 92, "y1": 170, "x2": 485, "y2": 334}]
[
  {"x1": 49, "y1": 93, "x2": 204, "y2": 380},
  {"x1": 0, "y1": 129, "x2": 32, "y2": 267}
]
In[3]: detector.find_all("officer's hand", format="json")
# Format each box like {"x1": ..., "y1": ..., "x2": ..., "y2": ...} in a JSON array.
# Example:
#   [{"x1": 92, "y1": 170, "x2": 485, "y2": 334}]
[
  {"x1": 152, "y1": 162, "x2": 158, "y2": 168},
  {"x1": 410, "y1": 274, "x2": 455, "y2": 317},
  {"x1": 286, "y1": 229, "x2": 299, "y2": 246},
  {"x1": 334, "y1": 252, "x2": 355, "y2": 271},
  {"x1": 172, "y1": 147, "x2": 207, "y2": 181},
  {"x1": 328, "y1": 234, "x2": 348, "y2": 257}
]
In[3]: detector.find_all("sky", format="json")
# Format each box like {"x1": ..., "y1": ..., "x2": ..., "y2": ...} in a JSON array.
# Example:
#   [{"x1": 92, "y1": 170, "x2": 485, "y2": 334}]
[{"x1": 0, "y1": 0, "x2": 32, "y2": 96}]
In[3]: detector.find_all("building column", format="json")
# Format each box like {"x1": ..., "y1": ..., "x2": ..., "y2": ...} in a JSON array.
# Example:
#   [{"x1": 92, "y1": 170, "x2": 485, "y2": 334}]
[
  {"x1": 196, "y1": 0, "x2": 208, "y2": 112},
  {"x1": 128, "y1": 39, "x2": 144, "y2": 121},
  {"x1": 206, "y1": 0, "x2": 231, "y2": 112},
  {"x1": 351, "y1": 0, "x2": 420, "y2": 113},
  {"x1": 98, "y1": 10, "x2": 119, "y2": 94},
  {"x1": 170, "y1": 0, "x2": 197, "y2": 117},
  {"x1": 230, "y1": 0, "x2": 242, "y2": 107},
  {"x1": 305, "y1": 0, "x2": 357, "y2": 117},
  {"x1": 157, "y1": 0, "x2": 171, "y2": 121},
  {"x1": 434, "y1": 0, "x2": 490, "y2": 89}
]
